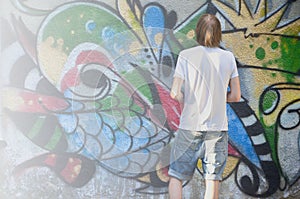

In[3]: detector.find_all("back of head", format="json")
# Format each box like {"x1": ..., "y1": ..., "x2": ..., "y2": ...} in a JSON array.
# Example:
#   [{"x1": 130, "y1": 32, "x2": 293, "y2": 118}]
[{"x1": 195, "y1": 14, "x2": 222, "y2": 48}]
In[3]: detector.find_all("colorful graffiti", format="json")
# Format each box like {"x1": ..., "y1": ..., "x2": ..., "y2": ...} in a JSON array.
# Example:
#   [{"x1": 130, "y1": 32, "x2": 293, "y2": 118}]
[{"x1": 1, "y1": 0, "x2": 299, "y2": 198}]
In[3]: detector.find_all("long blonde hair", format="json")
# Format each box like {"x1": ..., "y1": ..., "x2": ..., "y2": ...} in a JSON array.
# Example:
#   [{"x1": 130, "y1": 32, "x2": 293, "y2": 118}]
[{"x1": 195, "y1": 14, "x2": 222, "y2": 47}]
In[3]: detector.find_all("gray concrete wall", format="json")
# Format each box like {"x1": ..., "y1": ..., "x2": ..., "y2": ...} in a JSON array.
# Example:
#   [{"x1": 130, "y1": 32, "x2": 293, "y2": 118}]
[{"x1": 1, "y1": 0, "x2": 299, "y2": 198}]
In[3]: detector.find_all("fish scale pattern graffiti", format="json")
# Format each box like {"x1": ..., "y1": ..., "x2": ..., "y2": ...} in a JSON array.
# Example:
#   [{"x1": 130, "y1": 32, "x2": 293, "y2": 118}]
[{"x1": 0, "y1": 0, "x2": 299, "y2": 198}]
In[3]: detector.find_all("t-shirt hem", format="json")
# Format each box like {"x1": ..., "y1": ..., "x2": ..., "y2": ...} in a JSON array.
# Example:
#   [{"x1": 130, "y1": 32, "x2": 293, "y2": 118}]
[{"x1": 231, "y1": 73, "x2": 239, "y2": 79}]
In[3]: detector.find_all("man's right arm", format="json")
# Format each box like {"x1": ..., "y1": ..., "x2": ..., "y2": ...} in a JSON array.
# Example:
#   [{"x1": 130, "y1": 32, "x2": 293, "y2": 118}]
[
  {"x1": 170, "y1": 76, "x2": 184, "y2": 103},
  {"x1": 227, "y1": 76, "x2": 241, "y2": 102}
]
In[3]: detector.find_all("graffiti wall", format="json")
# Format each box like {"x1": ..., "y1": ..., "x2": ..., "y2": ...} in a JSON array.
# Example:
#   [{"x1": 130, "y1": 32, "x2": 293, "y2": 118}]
[{"x1": 0, "y1": 0, "x2": 299, "y2": 198}]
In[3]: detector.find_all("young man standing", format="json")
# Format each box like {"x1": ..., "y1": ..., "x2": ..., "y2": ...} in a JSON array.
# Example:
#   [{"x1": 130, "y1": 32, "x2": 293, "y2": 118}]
[{"x1": 168, "y1": 14, "x2": 241, "y2": 199}]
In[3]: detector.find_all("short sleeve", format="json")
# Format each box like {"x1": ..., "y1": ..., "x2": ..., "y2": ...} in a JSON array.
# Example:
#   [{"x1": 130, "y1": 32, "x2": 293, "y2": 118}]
[
  {"x1": 230, "y1": 53, "x2": 239, "y2": 79},
  {"x1": 174, "y1": 52, "x2": 185, "y2": 80}
]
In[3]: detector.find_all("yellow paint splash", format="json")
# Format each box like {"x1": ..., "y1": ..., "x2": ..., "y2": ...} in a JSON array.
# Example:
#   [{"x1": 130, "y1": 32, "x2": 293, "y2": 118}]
[
  {"x1": 37, "y1": 36, "x2": 68, "y2": 87},
  {"x1": 117, "y1": 0, "x2": 147, "y2": 44},
  {"x1": 213, "y1": 0, "x2": 300, "y2": 67},
  {"x1": 187, "y1": 30, "x2": 195, "y2": 40},
  {"x1": 222, "y1": 33, "x2": 281, "y2": 67},
  {"x1": 154, "y1": 32, "x2": 163, "y2": 46},
  {"x1": 2, "y1": 89, "x2": 24, "y2": 111},
  {"x1": 128, "y1": 40, "x2": 142, "y2": 56}
]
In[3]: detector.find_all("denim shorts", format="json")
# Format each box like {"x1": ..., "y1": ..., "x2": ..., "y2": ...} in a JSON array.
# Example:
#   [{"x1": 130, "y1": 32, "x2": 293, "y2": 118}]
[{"x1": 168, "y1": 129, "x2": 228, "y2": 181}]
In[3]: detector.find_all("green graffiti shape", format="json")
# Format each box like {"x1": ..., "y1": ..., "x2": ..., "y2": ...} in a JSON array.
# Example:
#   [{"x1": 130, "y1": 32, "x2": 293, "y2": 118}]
[{"x1": 255, "y1": 47, "x2": 266, "y2": 60}]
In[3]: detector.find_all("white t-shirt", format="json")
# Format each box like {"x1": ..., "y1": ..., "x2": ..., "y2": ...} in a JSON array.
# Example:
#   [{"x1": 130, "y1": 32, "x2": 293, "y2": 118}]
[{"x1": 174, "y1": 45, "x2": 238, "y2": 131}]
